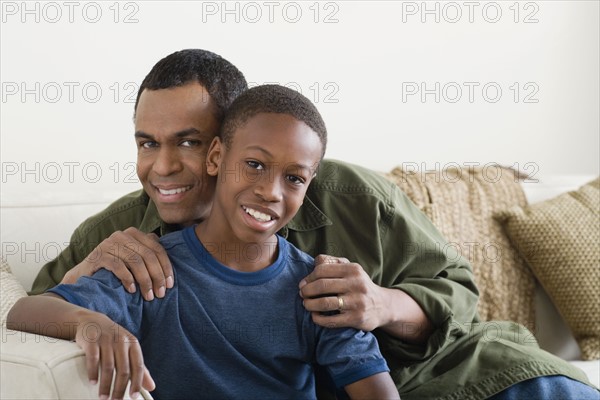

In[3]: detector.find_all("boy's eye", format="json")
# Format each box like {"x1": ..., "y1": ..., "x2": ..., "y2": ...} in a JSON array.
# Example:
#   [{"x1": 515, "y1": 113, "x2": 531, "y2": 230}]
[
  {"x1": 286, "y1": 175, "x2": 305, "y2": 185},
  {"x1": 246, "y1": 160, "x2": 264, "y2": 170}
]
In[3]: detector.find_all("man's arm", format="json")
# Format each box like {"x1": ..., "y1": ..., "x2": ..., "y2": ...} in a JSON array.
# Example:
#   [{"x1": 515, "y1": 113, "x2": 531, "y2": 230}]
[
  {"x1": 7, "y1": 294, "x2": 155, "y2": 399},
  {"x1": 30, "y1": 191, "x2": 173, "y2": 300},
  {"x1": 292, "y1": 160, "x2": 479, "y2": 350},
  {"x1": 61, "y1": 228, "x2": 174, "y2": 301},
  {"x1": 344, "y1": 372, "x2": 400, "y2": 399}
]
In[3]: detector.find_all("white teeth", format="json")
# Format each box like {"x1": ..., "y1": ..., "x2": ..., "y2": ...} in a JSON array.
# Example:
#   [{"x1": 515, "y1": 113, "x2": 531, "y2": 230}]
[
  {"x1": 243, "y1": 206, "x2": 273, "y2": 222},
  {"x1": 158, "y1": 186, "x2": 191, "y2": 195}
]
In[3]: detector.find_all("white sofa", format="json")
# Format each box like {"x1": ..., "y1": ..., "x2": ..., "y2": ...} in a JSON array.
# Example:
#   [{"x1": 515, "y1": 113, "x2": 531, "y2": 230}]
[{"x1": 1, "y1": 174, "x2": 599, "y2": 399}]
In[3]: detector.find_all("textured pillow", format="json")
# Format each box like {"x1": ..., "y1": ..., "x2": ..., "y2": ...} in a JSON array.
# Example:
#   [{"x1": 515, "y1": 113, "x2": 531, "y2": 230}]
[
  {"x1": 498, "y1": 178, "x2": 600, "y2": 360},
  {"x1": 386, "y1": 166, "x2": 536, "y2": 329},
  {"x1": 1, "y1": 255, "x2": 28, "y2": 327}
]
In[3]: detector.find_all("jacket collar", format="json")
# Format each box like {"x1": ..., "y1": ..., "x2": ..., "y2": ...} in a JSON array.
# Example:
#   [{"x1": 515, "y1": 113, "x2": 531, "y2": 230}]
[
  {"x1": 278, "y1": 195, "x2": 332, "y2": 238},
  {"x1": 139, "y1": 196, "x2": 180, "y2": 236}
]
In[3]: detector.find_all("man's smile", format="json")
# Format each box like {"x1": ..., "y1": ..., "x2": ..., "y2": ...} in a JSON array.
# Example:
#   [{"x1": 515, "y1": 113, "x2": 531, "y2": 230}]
[{"x1": 155, "y1": 185, "x2": 193, "y2": 196}]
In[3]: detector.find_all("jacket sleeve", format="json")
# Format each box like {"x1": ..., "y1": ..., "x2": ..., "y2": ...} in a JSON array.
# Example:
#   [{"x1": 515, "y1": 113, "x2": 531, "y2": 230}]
[
  {"x1": 29, "y1": 224, "x2": 98, "y2": 295},
  {"x1": 29, "y1": 190, "x2": 152, "y2": 295},
  {"x1": 374, "y1": 182, "x2": 479, "y2": 362}
]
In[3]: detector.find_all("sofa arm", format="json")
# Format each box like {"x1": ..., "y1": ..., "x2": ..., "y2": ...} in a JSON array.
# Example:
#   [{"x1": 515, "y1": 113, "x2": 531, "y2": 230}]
[
  {"x1": 0, "y1": 328, "x2": 148, "y2": 399},
  {"x1": 1, "y1": 328, "x2": 98, "y2": 399}
]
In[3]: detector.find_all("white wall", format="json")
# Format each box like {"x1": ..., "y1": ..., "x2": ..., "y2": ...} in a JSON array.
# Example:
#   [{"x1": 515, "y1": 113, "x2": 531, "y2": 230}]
[{"x1": 1, "y1": 0, "x2": 599, "y2": 202}]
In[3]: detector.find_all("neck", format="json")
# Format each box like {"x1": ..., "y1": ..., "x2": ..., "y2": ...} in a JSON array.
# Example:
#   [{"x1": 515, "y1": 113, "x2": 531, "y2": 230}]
[{"x1": 195, "y1": 220, "x2": 279, "y2": 272}]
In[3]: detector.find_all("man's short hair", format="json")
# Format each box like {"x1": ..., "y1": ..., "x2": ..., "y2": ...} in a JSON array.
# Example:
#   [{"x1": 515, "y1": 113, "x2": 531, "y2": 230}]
[
  {"x1": 134, "y1": 49, "x2": 247, "y2": 121},
  {"x1": 220, "y1": 84, "x2": 327, "y2": 158}
]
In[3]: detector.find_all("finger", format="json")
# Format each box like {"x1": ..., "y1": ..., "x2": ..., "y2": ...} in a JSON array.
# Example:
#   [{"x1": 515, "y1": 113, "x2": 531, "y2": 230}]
[
  {"x1": 310, "y1": 311, "x2": 351, "y2": 329},
  {"x1": 299, "y1": 261, "x2": 359, "y2": 293},
  {"x1": 144, "y1": 232, "x2": 174, "y2": 289},
  {"x1": 100, "y1": 248, "x2": 137, "y2": 294},
  {"x1": 128, "y1": 340, "x2": 145, "y2": 399},
  {"x1": 314, "y1": 254, "x2": 350, "y2": 266},
  {"x1": 142, "y1": 367, "x2": 156, "y2": 391},
  {"x1": 92, "y1": 232, "x2": 141, "y2": 294},
  {"x1": 303, "y1": 294, "x2": 348, "y2": 313},
  {"x1": 108, "y1": 234, "x2": 155, "y2": 301},
  {"x1": 84, "y1": 342, "x2": 100, "y2": 385},
  {"x1": 299, "y1": 278, "x2": 347, "y2": 299},
  {"x1": 98, "y1": 345, "x2": 115, "y2": 400},
  {"x1": 133, "y1": 230, "x2": 174, "y2": 294},
  {"x1": 111, "y1": 341, "x2": 130, "y2": 400},
  {"x1": 122, "y1": 228, "x2": 173, "y2": 299}
]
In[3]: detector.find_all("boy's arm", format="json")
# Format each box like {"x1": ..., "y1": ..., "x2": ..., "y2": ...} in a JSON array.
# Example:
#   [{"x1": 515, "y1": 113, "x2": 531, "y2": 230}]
[
  {"x1": 7, "y1": 294, "x2": 155, "y2": 399},
  {"x1": 344, "y1": 372, "x2": 400, "y2": 399}
]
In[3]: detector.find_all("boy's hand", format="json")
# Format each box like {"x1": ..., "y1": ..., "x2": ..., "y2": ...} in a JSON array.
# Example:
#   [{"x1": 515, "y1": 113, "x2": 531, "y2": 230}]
[
  {"x1": 62, "y1": 227, "x2": 174, "y2": 301},
  {"x1": 75, "y1": 311, "x2": 155, "y2": 399}
]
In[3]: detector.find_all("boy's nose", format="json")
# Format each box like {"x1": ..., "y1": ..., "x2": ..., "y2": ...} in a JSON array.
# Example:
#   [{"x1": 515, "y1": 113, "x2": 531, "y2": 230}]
[{"x1": 255, "y1": 177, "x2": 283, "y2": 202}]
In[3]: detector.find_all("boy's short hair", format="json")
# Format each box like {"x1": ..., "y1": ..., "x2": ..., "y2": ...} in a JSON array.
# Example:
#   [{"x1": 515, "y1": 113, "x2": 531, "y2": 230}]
[
  {"x1": 134, "y1": 49, "x2": 248, "y2": 122},
  {"x1": 220, "y1": 84, "x2": 327, "y2": 158}
]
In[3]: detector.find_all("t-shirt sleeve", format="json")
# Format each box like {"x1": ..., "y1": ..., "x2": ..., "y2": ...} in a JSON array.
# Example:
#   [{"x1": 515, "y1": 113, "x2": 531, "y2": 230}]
[
  {"x1": 315, "y1": 326, "x2": 389, "y2": 389},
  {"x1": 47, "y1": 269, "x2": 145, "y2": 338}
]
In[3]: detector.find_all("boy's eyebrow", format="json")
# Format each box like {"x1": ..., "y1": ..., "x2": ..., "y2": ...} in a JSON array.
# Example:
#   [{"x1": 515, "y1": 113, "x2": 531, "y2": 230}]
[
  {"x1": 134, "y1": 128, "x2": 204, "y2": 139},
  {"x1": 245, "y1": 145, "x2": 273, "y2": 157},
  {"x1": 246, "y1": 145, "x2": 317, "y2": 171}
]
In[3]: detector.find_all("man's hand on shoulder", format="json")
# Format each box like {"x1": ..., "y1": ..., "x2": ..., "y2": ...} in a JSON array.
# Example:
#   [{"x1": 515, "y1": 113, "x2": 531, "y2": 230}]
[
  {"x1": 62, "y1": 227, "x2": 173, "y2": 301},
  {"x1": 299, "y1": 254, "x2": 434, "y2": 343},
  {"x1": 298, "y1": 255, "x2": 387, "y2": 332}
]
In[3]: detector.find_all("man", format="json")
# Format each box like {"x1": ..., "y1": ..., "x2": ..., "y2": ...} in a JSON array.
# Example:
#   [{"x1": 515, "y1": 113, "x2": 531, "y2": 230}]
[{"x1": 30, "y1": 49, "x2": 597, "y2": 399}]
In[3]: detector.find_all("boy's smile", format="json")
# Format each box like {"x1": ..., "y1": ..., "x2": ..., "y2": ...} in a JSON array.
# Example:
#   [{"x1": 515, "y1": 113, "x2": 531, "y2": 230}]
[{"x1": 199, "y1": 112, "x2": 323, "y2": 271}]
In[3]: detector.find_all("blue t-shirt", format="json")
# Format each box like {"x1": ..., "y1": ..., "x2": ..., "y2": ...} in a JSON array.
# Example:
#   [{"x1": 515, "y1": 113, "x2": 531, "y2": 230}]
[{"x1": 50, "y1": 226, "x2": 389, "y2": 399}]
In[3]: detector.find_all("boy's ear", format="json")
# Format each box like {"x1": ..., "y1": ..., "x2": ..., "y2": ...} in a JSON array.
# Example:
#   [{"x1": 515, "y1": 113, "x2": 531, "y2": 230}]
[{"x1": 206, "y1": 137, "x2": 223, "y2": 177}]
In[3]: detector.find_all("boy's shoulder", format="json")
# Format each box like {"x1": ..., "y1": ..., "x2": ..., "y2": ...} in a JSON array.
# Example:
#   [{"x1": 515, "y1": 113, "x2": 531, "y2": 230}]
[
  {"x1": 158, "y1": 228, "x2": 189, "y2": 251},
  {"x1": 282, "y1": 236, "x2": 316, "y2": 273}
]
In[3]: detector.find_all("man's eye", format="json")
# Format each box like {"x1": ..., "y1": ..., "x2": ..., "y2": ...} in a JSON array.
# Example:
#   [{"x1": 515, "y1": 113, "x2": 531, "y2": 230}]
[
  {"x1": 246, "y1": 160, "x2": 264, "y2": 170},
  {"x1": 181, "y1": 140, "x2": 200, "y2": 147},
  {"x1": 140, "y1": 141, "x2": 158, "y2": 149}
]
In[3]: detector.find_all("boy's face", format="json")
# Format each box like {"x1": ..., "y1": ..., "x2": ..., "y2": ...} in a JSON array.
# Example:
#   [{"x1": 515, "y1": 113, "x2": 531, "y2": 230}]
[
  {"x1": 134, "y1": 83, "x2": 220, "y2": 226},
  {"x1": 206, "y1": 113, "x2": 323, "y2": 243}
]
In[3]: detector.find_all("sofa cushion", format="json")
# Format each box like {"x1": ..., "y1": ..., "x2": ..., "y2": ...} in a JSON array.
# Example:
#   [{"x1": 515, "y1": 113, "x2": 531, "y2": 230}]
[
  {"x1": 1, "y1": 256, "x2": 28, "y2": 327},
  {"x1": 386, "y1": 166, "x2": 536, "y2": 329},
  {"x1": 499, "y1": 178, "x2": 600, "y2": 360}
]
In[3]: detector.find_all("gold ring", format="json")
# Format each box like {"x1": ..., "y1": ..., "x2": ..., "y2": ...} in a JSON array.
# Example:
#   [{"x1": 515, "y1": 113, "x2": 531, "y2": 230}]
[{"x1": 337, "y1": 295, "x2": 344, "y2": 311}]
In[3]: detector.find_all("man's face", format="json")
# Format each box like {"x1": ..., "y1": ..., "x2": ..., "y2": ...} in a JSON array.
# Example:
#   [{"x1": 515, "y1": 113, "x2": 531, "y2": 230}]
[
  {"x1": 206, "y1": 113, "x2": 323, "y2": 244},
  {"x1": 134, "y1": 83, "x2": 220, "y2": 226}
]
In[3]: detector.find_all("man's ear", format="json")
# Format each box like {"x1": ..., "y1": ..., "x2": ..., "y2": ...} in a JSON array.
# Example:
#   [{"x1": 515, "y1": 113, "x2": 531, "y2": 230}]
[{"x1": 206, "y1": 137, "x2": 223, "y2": 177}]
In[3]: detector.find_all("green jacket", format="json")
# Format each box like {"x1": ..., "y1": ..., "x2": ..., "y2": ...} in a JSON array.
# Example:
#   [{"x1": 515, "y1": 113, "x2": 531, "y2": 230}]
[{"x1": 31, "y1": 159, "x2": 591, "y2": 399}]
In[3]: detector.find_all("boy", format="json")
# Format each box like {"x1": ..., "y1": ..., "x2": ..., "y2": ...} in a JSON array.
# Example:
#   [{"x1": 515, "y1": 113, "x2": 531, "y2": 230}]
[{"x1": 8, "y1": 85, "x2": 399, "y2": 400}]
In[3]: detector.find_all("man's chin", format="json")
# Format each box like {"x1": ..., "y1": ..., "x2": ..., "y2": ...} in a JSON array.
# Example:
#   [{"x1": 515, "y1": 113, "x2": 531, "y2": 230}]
[{"x1": 157, "y1": 208, "x2": 205, "y2": 228}]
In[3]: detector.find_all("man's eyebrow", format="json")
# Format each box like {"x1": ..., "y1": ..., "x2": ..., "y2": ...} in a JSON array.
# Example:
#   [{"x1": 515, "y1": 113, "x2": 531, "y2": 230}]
[{"x1": 134, "y1": 128, "x2": 203, "y2": 139}]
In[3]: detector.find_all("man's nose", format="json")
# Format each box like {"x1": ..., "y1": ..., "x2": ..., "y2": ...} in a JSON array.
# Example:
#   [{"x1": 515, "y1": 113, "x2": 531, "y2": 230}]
[{"x1": 152, "y1": 147, "x2": 183, "y2": 176}]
